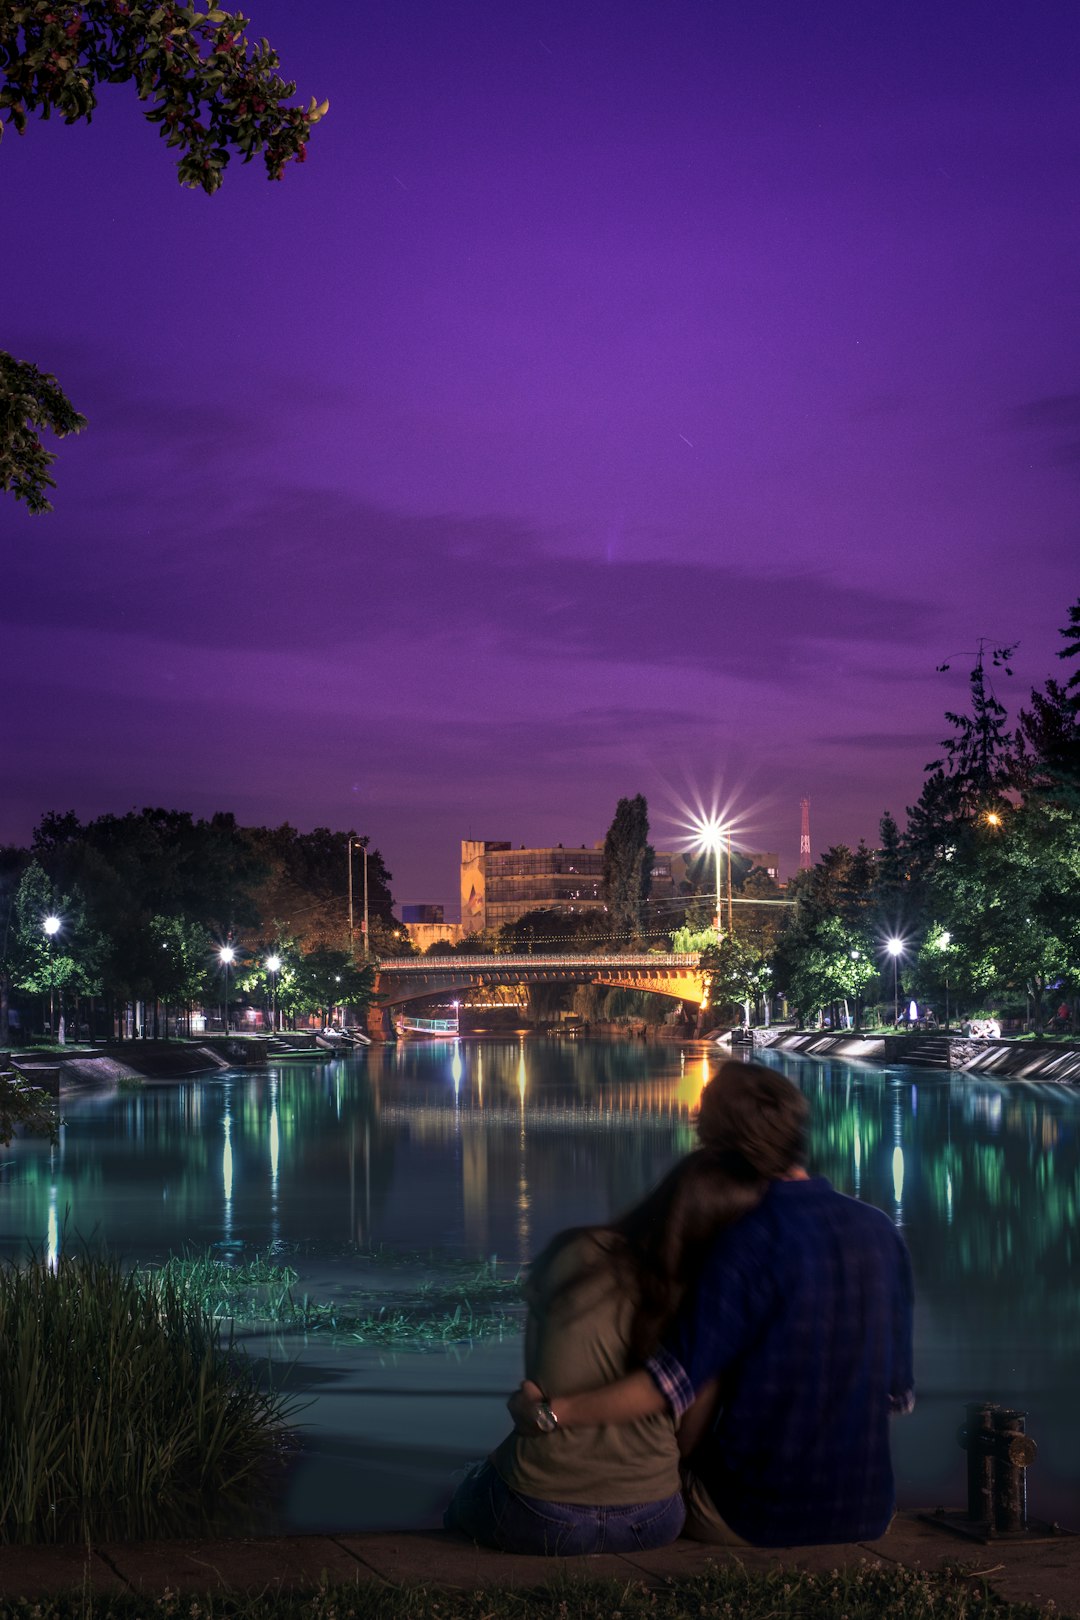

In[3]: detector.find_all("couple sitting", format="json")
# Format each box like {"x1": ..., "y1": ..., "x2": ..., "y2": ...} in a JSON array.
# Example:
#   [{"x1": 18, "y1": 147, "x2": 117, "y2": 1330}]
[{"x1": 446, "y1": 1060, "x2": 914, "y2": 1555}]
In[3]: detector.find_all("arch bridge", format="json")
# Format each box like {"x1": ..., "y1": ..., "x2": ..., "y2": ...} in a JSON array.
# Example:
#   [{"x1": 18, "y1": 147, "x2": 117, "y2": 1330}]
[{"x1": 373, "y1": 952, "x2": 706, "y2": 1013}]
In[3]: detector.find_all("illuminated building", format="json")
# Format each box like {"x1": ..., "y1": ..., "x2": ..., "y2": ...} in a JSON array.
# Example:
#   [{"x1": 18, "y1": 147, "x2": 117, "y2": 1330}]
[{"x1": 460, "y1": 838, "x2": 680, "y2": 935}]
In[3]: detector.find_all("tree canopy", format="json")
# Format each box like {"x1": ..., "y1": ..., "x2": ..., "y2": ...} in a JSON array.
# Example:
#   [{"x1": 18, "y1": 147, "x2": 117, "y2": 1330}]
[
  {"x1": 1, "y1": 1, "x2": 326, "y2": 512},
  {"x1": 601, "y1": 794, "x2": 652, "y2": 945},
  {"x1": 1, "y1": 808, "x2": 395, "y2": 1042}
]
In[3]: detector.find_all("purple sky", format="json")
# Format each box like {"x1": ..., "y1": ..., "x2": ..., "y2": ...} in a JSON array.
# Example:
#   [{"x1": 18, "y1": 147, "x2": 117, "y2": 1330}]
[{"x1": 4, "y1": 0, "x2": 1078, "y2": 910}]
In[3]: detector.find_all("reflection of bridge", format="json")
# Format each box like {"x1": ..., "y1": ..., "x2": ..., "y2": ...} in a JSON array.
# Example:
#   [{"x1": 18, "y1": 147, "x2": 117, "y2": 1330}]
[{"x1": 373, "y1": 953, "x2": 706, "y2": 1012}]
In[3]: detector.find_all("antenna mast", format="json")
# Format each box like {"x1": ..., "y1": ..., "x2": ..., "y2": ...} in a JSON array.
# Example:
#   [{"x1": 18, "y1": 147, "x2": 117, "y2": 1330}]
[{"x1": 799, "y1": 797, "x2": 812, "y2": 871}]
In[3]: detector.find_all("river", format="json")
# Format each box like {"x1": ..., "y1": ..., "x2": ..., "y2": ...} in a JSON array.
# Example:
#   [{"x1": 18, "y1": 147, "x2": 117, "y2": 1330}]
[{"x1": 2, "y1": 1037, "x2": 1077, "y2": 1534}]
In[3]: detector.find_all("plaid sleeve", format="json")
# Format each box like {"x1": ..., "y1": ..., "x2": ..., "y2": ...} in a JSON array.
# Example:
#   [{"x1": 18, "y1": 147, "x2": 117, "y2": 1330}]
[{"x1": 645, "y1": 1344, "x2": 696, "y2": 1418}]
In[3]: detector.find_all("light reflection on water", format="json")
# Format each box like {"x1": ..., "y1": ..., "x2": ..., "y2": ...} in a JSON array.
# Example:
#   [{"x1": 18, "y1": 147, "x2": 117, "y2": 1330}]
[{"x1": 0, "y1": 1038, "x2": 1077, "y2": 1532}]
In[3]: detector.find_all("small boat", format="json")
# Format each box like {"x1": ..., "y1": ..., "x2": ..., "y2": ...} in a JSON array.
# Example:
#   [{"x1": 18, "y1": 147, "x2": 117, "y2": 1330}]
[
  {"x1": 394, "y1": 1013, "x2": 459, "y2": 1039},
  {"x1": 316, "y1": 1027, "x2": 372, "y2": 1051}
]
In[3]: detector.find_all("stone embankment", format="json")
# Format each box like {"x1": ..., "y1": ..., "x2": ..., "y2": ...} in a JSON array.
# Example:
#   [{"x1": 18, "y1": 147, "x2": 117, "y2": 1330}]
[
  {"x1": 760, "y1": 1027, "x2": 1080, "y2": 1080},
  {"x1": 7, "y1": 1043, "x2": 231, "y2": 1093}
]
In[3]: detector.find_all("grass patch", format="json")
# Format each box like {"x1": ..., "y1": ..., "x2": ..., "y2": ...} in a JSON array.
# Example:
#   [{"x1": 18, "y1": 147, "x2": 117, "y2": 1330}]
[
  {"x1": 0, "y1": 1253, "x2": 297, "y2": 1545},
  {"x1": 0, "y1": 1565, "x2": 1056, "y2": 1620},
  {"x1": 148, "y1": 1251, "x2": 524, "y2": 1349}
]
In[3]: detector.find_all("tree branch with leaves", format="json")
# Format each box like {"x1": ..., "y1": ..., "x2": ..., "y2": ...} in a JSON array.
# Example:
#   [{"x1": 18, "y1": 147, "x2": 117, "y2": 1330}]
[{"x1": 1, "y1": 0, "x2": 326, "y2": 512}]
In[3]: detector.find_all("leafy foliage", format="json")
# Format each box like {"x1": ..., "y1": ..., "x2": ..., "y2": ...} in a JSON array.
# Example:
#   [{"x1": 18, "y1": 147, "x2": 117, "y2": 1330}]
[
  {"x1": 0, "y1": 1072, "x2": 59, "y2": 1145},
  {"x1": 0, "y1": 1, "x2": 326, "y2": 191},
  {"x1": 0, "y1": 352, "x2": 86, "y2": 513},
  {"x1": 700, "y1": 933, "x2": 773, "y2": 1024},
  {"x1": 1016, "y1": 596, "x2": 1080, "y2": 810},
  {"x1": 601, "y1": 793, "x2": 652, "y2": 943},
  {"x1": 238, "y1": 943, "x2": 375, "y2": 1024},
  {"x1": 773, "y1": 915, "x2": 877, "y2": 1029},
  {"x1": 498, "y1": 906, "x2": 610, "y2": 952},
  {"x1": 7, "y1": 810, "x2": 395, "y2": 1035},
  {"x1": 1, "y1": 1, "x2": 325, "y2": 511},
  {"x1": 908, "y1": 640, "x2": 1018, "y2": 865}
]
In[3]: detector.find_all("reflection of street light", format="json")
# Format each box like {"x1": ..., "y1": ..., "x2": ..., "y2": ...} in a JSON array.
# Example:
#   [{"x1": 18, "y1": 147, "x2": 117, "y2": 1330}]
[
  {"x1": 43, "y1": 915, "x2": 61, "y2": 1041},
  {"x1": 265, "y1": 954, "x2": 281, "y2": 1032},
  {"x1": 885, "y1": 938, "x2": 905, "y2": 1026},
  {"x1": 219, "y1": 946, "x2": 235, "y2": 1034}
]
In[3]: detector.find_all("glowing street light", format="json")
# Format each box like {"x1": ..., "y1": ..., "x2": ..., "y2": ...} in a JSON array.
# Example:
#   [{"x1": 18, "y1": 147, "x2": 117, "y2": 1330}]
[
  {"x1": 219, "y1": 945, "x2": 236, "y2": 1035},
  {"x1": 43, "y1": 915, "x2": 61, "y2": 1041},
  {"x1": 693, "y1": 816, "x2": 729, "y2": 941},
  {"x1": 885, "y1": 937, "x2": 905, "y2": 1026},
  {"x1": 265, "y1": 953, "x2": 282, "y2": 1033}
]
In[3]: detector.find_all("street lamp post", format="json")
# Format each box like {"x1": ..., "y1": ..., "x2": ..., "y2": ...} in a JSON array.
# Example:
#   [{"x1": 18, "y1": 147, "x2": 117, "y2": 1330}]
[
  {"x1": 693, "y1": 817, "x2": 726, "y2": 943},
  {"x1": 885, "y1": 938, "x2": 905, "y2": 1026},
  {"x1": 265, "y1": 954, "x2": 281, "y2": 1032},
  {"x1": 348, "y1": 837, "x2": 371, "y2": 960},
  {"x1": 219, "y1": 946, "x2": 235, "y2": 1034},
  {"x1": 939, "y1": 931, "x2": 952, "y2": 1032},
  {"x1": 43, "y1": 915, "x2": 61, "y2": 1042}
]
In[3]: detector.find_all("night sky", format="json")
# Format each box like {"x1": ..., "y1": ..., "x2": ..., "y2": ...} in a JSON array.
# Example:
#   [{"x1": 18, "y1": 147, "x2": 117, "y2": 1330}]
[{"x1": 4, "y1": 0, "x2": 1078, "y2": 910}]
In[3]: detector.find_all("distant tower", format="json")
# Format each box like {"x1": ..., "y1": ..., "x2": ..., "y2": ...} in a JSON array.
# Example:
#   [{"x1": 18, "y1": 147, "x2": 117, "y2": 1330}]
[{"x1": 799, "y1": 797, "x2": 812, "y2": 870}]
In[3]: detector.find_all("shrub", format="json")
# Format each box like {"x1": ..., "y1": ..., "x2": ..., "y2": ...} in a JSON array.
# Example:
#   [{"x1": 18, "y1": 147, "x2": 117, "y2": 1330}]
[{"x1": 0, "y1": 1252, "x2": 296, "y2": 1544}]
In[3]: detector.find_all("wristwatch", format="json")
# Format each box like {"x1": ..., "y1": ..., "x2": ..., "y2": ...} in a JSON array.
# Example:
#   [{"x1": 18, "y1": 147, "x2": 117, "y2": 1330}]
[{"x1": 534, "y1": 1397, "x2": 559, "y2": 1433}]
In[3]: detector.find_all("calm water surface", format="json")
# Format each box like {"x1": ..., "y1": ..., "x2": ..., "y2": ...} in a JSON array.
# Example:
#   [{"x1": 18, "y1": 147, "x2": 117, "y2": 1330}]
[{"x1": 2, "y1": 1038, "x2": 1077, "y2": 1533}]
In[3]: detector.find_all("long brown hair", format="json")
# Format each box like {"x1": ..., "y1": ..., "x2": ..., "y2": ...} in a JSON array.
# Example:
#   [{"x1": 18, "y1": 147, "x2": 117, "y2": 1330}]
[{"x1": 527, "y1": 1146, "x2": 764, "y2": 1362}]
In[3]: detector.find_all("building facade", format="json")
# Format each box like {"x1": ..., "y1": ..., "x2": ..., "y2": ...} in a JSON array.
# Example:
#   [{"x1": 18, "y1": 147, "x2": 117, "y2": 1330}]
[{"x1": 460, "y1": 838, "x2": 679, "y2": 935}]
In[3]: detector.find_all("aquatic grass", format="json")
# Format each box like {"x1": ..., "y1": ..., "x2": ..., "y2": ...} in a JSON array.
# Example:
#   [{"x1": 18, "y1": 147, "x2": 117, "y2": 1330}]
[
  {"x1": 150, "y1": 1252, "x2": 302, "y2": 1323},
  {"x1": 0, "y1": 1252, "x2": 298, "y2": 1545},
  {"x1": 268, "y1": 1238, "x2": 522, "y2": 1275},
  {"x1": 149, "y1": 1251, "x2": 525, "y2": 1348},
  {"x1": 0, "y1": 1563, "x2": 1056, "y2": 1619}
]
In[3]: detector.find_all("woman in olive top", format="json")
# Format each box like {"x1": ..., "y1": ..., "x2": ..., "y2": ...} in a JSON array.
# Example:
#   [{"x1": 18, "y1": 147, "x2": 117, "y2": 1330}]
[{"x1": 444, "y1": 1146, "x2": 764, "y2": 1555}]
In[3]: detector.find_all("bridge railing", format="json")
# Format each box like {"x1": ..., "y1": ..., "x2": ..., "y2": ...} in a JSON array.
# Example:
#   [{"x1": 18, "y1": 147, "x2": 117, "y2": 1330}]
[{"x1": 376, "y1": 953, "x2": 703, "y2": 971}]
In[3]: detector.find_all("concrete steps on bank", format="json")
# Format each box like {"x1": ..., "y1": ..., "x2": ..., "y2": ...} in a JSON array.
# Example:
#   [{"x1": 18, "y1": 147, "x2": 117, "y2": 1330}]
[{"x1": 884, "y1": 1035, "x2": 954, "y2": 1069}]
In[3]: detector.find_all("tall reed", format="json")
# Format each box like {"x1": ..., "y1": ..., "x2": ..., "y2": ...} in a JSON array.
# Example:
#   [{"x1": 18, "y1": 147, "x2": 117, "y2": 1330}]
[{"x1": 0, "y1": 1253, "x2": 296, "y2": 1544}]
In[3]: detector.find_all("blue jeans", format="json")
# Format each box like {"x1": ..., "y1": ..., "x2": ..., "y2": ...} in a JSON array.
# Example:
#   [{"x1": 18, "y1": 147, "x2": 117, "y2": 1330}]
[{"x1": 444, "y1": 1458, "x2": 686, "y2": 1555}]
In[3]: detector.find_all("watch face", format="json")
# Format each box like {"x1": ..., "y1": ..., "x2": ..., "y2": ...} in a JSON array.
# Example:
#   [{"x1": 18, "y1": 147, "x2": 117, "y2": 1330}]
[{"x1": 535, "y1": 1402, "x2": 558, "y2": 1432}]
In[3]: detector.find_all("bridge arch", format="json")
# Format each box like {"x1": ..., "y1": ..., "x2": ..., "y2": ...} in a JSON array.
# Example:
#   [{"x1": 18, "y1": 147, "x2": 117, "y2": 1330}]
[{"x1": 372, "y1": 953, "x2": 706, "y2": 1011}]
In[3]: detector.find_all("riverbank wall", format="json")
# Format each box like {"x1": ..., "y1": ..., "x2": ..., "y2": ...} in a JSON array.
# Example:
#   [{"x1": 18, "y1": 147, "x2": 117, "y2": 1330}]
[
  {"x1": 7, "y1": 1042, "x2": 232, "y2": 1092},
  {"x1": 764, "y1": 1027, "x2": 1080, "y2": 1081}
]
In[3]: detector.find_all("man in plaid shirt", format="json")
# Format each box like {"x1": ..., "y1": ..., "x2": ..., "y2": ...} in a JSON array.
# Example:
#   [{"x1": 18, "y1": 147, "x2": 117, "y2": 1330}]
[{"x1": 511, "y1": 1062, "x2": 915, "y2": 1547}]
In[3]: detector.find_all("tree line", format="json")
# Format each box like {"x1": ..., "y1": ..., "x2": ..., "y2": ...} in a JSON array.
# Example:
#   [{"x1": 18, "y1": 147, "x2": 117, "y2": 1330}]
[
  {"x1": 419, "y1": 599, "x2": 1080, "y2": 1037},
  {"x1": 771, "y1": 600, "x2": 1080, "y2": 1033},
  {"x1": 0, "y1": 811, "x2": 399, "y2": 1043}
]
